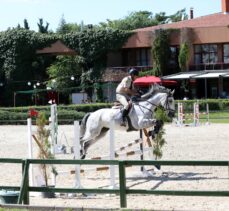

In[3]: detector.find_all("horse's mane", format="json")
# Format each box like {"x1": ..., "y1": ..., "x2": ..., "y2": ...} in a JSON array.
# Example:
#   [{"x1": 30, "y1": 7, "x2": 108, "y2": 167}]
[{"x1": 141, "y1": 84, "x2": 171, "y2": 99}]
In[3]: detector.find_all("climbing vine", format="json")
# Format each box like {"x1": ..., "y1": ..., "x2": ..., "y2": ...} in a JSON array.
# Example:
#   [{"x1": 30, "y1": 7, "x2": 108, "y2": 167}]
[
  {"x1": 151, "y1": 29, "x2": 171, "y2": 76},
  {"x1": 62, "y1": 28, "x2": 132, "y2": 101},
  {"x1": 0, "y1": 29, "x2": 57, "y2": 105},
  {"x1": 0, "y1": 28, "x2": 131, "y2": 105},
  {"x1": 178, "y1": 42, "x2": 190, "y2": 71},
  {"x1": 63, "y1": 28, "x2": 132, "y2": 78}
]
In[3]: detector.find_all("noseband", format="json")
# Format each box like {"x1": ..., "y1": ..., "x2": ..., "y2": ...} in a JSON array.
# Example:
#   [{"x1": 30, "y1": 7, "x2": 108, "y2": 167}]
[{"x1": 164, "y1": 94, "x2": 175, "y2": 114}]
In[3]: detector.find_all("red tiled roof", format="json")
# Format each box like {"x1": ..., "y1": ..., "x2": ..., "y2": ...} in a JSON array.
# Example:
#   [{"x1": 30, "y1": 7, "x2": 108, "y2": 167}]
[
  {"x1": 36, "y1": 40, "x2": 77, "y2": 55},
  {"x1": 134, "y1": 13, "x2": 229, "y2": 32}
]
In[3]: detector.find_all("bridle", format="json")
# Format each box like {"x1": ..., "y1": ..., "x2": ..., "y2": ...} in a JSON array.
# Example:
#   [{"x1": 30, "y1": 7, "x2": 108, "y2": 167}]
[
  {"x1": 134, "y1": 92, "x2": 175, "y2": 115},
  {"x1": 164, "y1": 94, "x2": 175, "y2": 114}
]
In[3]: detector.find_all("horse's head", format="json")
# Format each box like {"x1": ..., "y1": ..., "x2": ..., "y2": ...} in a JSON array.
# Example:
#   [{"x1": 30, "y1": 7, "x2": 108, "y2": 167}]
[
  {"x1": 140, "y1": 84, "x2": 175, "y2": 118},
  {"x1": 160, "y1": 89, "x2": 175, "y2": 118}
]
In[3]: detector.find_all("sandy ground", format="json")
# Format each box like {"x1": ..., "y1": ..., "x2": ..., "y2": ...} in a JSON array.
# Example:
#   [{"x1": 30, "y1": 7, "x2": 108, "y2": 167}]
[{"x1": 0, "y1": 123, "x2": 229, "y2": 210}]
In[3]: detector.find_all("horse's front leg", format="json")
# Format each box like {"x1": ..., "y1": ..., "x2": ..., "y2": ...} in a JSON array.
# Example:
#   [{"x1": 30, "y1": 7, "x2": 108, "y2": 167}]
[{"x1": 137, "y1": 117, "x2": 156, "y2": 129}]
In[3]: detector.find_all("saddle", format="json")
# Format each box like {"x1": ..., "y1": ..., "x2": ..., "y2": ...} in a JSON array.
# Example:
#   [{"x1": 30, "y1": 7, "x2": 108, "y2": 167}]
[
  {"x1": 112, "y1": 95, "x2": 141, "y2": 108},
  {"x1": 112, "y1": 101, "x2": 137, "y2": 132}
]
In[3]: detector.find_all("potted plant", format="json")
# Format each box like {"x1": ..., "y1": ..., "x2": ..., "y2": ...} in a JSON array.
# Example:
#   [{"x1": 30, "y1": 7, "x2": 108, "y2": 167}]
[{"x1": 34, "y1": 112, "x2": 57, "y2": 198}]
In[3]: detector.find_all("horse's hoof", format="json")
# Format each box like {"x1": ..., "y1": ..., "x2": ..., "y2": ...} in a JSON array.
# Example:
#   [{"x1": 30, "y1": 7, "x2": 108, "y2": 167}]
[
  {"x1": 148, "y1": 130, "x2": 155, "y2": 139},
  {"x1": 81, "y1": 155, "x2": 86, "y2": 159},
  {"x1": 155, "y1": 164, "x2": 161, "y2": 170}
]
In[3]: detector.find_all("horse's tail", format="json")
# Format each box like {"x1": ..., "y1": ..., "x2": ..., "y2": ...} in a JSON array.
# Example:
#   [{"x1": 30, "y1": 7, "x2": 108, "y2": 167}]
[{"x1": 80, "y1": 112, "x2": 91, "y2": 138}]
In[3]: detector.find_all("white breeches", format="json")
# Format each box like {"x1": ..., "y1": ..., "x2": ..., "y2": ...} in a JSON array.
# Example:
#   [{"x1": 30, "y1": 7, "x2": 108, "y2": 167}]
[{"x1": 116, "y1": 94, "x2": 130, "y2": 110}]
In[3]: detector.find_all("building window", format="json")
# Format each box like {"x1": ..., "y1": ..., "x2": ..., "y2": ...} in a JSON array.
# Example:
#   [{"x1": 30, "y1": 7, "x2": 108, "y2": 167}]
[
  {"x1": 169, "y1": 46, "x2": 179, "y2": 66},
  {"x1": 194, "y1": 44, "x2": 218, "y2": 64},
  {"x1": 223, "y1": 44, "x2": 229, "y2": 63},
  {"x1": 136, "y1": 48, "x2": 150, "y2": 66}
]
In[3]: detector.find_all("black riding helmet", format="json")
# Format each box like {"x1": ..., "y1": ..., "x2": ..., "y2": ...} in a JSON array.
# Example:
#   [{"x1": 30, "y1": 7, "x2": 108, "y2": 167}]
[{"x1": 128, "y1": 68, "x2": 139, "y2": 76}]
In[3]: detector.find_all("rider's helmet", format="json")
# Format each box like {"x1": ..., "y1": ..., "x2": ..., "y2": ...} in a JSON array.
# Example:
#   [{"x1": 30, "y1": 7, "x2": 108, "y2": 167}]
[{"x1": 128, "y1": 68, "x2": 139, "y2": 76}]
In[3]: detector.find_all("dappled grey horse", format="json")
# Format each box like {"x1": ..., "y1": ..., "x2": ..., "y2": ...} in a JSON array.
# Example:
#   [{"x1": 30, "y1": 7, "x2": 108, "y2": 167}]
[{"x1": 80, "y1": 84, "x2": 175, "y2": 158}]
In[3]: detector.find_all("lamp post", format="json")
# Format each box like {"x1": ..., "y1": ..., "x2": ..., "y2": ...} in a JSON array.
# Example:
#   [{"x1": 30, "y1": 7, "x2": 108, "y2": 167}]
[{"x1": 14, "y1": 92, "x2": 16, "y2": 107}]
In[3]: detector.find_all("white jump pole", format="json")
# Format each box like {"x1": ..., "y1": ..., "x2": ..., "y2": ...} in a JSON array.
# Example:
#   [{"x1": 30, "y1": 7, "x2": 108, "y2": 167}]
[
  {"x1": 50, "y1": 104, "x2": 57, "y2": 186},
  {"x1": 177, "y1": 102, "x2": 183, "y2": 126},
  {"x1": 206, "y1": 103, "x2": 210, "y2": 124},
  {"x1": 109, "y1": 120, "x2": 116, "y2": 189},
  {"x1": 73, "y1": 121, "x2": 82, "y2": 189},
  {"x1": 27, "y1": 118, "x2": 34, "y2": 186},
  {"x1": 193, "y1": 102, "x2": 200, "y2": 127},
  {"x1": 50, "y1": 104, "x2": 58, "y2": 146}
]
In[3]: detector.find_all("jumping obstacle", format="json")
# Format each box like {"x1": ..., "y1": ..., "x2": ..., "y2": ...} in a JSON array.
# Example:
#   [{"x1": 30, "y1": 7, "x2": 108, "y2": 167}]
[
  {"x1": 72, "y1": 120, "x2": 117, "y2": 189},
  {"x1": 72, "y1": 120, "x2": 155, "y2": 190},
  {"x1": 177, "y1": 102, "x2": 209, "y2": 126},
  {"x1": 27, "y1": 104, "x2": 59, "y2": 188},
  {"x1": 28, "y1": 104, "x2": 156, "y2": 194}
]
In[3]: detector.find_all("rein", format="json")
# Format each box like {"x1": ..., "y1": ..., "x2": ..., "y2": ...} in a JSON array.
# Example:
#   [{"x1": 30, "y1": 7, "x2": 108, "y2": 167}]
[
  {"x1": 134, "y1": 99, "x2": 158, "y2": 114},
  {"x1": 134, "y1": 91, "x2": 174, "y2": 115}
]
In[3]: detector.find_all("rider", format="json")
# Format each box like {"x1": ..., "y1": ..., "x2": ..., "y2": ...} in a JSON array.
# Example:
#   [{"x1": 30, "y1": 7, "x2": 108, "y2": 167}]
[{"x1": 116, "y1": 68, "x2": 139, "y2": 126}]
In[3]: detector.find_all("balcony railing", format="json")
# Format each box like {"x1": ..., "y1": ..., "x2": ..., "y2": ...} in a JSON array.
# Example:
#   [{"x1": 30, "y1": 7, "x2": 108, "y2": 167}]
[
  {"x1": 189, "y1": 63, "x2": 229, "y2": 71},
  {"x1": 108, "y1": 66, "x2": 153, "y2": 72},
  {"x1": 108, "y1": 63, "x2": 229, "y2": 73}
]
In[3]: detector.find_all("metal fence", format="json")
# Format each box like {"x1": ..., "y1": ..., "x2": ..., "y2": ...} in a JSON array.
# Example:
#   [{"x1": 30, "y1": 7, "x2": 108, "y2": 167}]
[{"x1": 1, "y1": 158, "x2": 229, "y2": 208}]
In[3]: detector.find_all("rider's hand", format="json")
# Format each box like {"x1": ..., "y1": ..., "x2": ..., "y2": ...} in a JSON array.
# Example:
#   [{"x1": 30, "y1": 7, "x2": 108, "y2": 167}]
[
  {"x1": 131, "y1": 96, "x2": 138, "y2": 102},
  {"x1": 137, "y1": 90, "x2": 144, "y2": 95}
]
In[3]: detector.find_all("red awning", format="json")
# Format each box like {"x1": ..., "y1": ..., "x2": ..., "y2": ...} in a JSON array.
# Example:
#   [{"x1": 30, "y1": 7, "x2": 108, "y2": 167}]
[
  {"x1": 161, "y1": 79, "x2": 178, "y2": 86},
  {"x1": 134, "y1": 76, "x2": 178, "y2": 86}
]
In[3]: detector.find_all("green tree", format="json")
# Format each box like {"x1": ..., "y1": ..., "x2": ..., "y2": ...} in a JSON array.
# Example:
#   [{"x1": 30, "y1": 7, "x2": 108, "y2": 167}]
[
  {"x1": 99, "y1": 11, "x2": 160, "y2": 30},
  {"x1": 56, "y1": 15, "x2": 81, "y2": 34},
  {"x1": 99, "y1": 9, "x2": 188, "y2": 30},
  {"x1": 169, "y1": 8, "x2": 188, "y2": 22},
  {"x1": 23, "y1": 19, "x2": 30, "y2": 30},
  {"x1": 47, "y1": 55, "x2": 83, "y2": 91},
  {"x1": 38, "y1": 18, "x2": 49, "y2": 33}
]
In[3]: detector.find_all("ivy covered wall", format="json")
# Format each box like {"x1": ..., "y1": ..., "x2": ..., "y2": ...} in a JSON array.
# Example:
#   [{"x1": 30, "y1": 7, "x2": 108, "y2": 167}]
[{"x1": 0, "y1": 28, "x2": 131, "y2": 105}]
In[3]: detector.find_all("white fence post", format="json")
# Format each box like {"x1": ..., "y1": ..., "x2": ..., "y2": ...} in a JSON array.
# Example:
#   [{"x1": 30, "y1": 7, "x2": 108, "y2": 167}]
[{"x1": 73, "y1": 121, "x2": 82, "y2": 189}]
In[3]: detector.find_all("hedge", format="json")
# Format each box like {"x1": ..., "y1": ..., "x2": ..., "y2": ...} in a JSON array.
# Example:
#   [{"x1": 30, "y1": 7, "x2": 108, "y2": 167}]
[
  {"x1": 0, "y1": 103, "x2": 112, "y2": 124},
  {"x1": 0, "y1": 99, "x2": 228, "y2": 124}
]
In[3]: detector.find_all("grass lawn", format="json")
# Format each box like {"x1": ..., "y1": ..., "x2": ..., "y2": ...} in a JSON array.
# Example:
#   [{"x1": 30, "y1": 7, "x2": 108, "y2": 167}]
[{"x1": 176, "y1": 111, "x2": 229, "y2": 124}]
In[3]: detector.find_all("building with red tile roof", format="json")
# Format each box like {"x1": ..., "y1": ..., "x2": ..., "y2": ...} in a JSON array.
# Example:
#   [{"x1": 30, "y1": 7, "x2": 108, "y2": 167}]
[{"x1": 105, "y1": 0, "x2": 229, "y2": 100}]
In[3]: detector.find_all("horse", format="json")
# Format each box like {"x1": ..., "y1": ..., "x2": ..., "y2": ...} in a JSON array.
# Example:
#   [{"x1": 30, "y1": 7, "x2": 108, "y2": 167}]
[{"x1": 80, "y1": 84, "x2": 175, "y2": 158}]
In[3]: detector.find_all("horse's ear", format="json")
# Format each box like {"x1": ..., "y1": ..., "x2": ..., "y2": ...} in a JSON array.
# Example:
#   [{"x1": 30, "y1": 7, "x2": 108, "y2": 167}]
[
  {"x1": 153, "y1": 83, "x2": 159, "y2": 90},
  {"x1": 171, "y1": 89, "x2": 175, "y2": 95}
]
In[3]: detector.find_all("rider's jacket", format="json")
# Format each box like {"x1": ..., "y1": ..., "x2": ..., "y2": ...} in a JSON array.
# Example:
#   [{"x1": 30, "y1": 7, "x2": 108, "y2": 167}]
[{"x1": 116, "y1": 76, "x2": 133, "y2": 96}]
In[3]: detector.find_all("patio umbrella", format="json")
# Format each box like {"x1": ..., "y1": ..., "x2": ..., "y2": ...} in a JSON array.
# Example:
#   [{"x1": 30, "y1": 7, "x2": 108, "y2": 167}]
[
  {"x1": 134, "y1": 75, "x2": 178, "y2": 86},
  {"x1": 134, "y1": 76, "x2": 161, "y2": 86}
]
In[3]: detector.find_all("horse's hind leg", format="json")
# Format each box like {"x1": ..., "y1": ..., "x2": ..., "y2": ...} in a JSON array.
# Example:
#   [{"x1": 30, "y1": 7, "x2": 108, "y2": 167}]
[
  {"x1": 80, "y1": 127, "x2": 109, "y2": 159},
  {"x1": 80, "y1": 140, "x2": 92, "y2": 159}
]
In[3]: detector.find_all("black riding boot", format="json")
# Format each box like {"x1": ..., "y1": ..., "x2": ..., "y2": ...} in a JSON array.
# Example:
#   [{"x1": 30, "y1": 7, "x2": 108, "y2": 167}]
[{"x1": 120, "y1": 109, "x2": 128, "y2": 126}]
